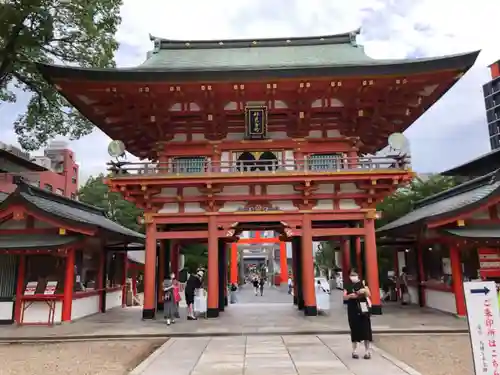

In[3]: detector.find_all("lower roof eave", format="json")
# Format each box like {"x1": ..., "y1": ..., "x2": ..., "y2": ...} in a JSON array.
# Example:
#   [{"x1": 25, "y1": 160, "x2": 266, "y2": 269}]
[
  {"x1": 442, "y1": 228, "x2": 500, "y2": 239},
  {"x1": 0, "y1": 234, "x2": 84, "y2": 251},
  {"x1": 36, "y1": 50, "x2": 480, "y2": 83}
]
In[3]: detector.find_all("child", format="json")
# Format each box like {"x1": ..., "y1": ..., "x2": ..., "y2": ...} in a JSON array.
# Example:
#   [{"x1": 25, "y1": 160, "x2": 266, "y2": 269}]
[{"x1": 163, "y1": 274, "x2": 177, "y2": 325}]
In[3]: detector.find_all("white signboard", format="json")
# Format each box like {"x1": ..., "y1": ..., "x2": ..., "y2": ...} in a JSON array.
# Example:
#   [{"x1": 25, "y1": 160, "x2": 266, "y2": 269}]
[
  {"x1": 464, "y1": 281, "x2": 500, "y2": 375},
  {"x1": 44, "y1": 281, "x2": 58, "y2": 295},
  {"x1": 24, "y1": 281, "x2": 38, "y2": 295}
]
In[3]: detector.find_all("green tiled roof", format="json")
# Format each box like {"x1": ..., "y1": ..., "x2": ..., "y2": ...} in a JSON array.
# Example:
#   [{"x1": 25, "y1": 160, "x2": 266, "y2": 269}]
[
  {"x1": 142, "y1": 29, "x2": 373, "y2": 70},
  {"x1": 377, "y1": 170, "x2": 500, "y2": 235},
  {"x1": 1, "y1": 183, "x2": 144, "y2": 241},
  {"x1": 142, "y1": 30, "x2": 376, "y2": 71},
  {"x1": 0, "y1": 234, "x2": 84, "y2": 250}
]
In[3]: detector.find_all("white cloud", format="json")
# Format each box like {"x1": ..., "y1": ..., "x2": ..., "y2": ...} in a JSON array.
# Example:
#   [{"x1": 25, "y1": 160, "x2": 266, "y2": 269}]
[{"x1": 1, "y1": 0, "x2": 500, "y2": 180}]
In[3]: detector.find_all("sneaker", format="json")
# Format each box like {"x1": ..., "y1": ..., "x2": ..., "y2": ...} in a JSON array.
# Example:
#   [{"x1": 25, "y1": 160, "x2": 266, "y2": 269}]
[
  {"x1": 171, "y1": 319, "x2": 175, "y2": 324},
  {"x1": 363, "y1": 353, "x2": 371, "y2": 360},
  {"x1": 352, "y1": 353, "x2": 359, "y2": 359},
  {"x1": 166, "y1": 319, "x2": 171, "y2": 326}
]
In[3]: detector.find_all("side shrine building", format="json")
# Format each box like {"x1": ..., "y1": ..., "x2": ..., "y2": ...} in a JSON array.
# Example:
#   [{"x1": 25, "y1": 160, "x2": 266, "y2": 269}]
[
  {"x1": 37, "y1": 29, "x2": 479, "y2": 318},
  {"x1": 0, "y1": 182, "x2": 144, "y2": 325}
]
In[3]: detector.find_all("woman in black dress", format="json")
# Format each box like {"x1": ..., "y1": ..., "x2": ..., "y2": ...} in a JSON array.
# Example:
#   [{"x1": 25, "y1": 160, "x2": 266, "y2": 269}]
[
  {"x1": 343, "y1": 268, "x2": 373, "y2": 359},
  {"x1": 185, "y1": 270, "x2": 203, "y2": 320}
]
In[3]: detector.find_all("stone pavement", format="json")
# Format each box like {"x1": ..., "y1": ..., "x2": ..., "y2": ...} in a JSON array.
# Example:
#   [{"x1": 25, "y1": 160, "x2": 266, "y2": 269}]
[
  {"x1": 235, "y1": 283, "x2": 292, "y2": 304},
  {"x1": 130, "y1": 335, "x2": 421, "y2": 375},
  {"x1": 0, "y1": 286, "x2": 467, "y2": 341}
]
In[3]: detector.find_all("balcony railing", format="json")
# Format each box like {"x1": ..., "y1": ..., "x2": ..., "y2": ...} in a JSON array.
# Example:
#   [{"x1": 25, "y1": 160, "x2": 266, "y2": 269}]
[{"x1": 107, "y1": 155, "x2": 410, "y2": 177}]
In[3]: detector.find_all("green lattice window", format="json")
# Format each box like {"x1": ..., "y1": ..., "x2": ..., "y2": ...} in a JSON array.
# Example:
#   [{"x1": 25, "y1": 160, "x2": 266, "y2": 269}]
[
  {"x1": 308, "y1": 154, "x2": 342, "y2": 171},
  {"x1": 172, "y1": 157, "x2": 206, "y2": 173}
]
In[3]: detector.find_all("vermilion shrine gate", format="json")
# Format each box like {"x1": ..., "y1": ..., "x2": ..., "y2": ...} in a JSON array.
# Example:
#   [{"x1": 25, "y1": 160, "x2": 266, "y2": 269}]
[{"x1": 38, "y1": 29, "x2": 479, "y2": 318}]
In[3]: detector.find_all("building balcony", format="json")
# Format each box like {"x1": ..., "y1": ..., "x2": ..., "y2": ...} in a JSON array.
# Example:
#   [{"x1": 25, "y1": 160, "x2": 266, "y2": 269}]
[{"x1": 107, "y1": 155, "x2": 411, "y2": 180}]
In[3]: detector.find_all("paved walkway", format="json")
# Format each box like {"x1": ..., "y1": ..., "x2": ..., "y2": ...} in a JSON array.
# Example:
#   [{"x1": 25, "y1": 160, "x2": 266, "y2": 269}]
[
  {"x1": 131, "y1": 335, "x2": 421, "y2": 375},
  {"x1": 0, "y1": 287, "x2": 466, "y2": 341}
]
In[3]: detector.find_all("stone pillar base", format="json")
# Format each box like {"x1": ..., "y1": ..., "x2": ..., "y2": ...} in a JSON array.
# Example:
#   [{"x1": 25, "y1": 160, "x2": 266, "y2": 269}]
[
  {"x1": 142, "y1": 308, "x2": 155, "y2": 320},
  {"x1": 370, "y1": 304, "x2": 382, "y2": 315},
  {"x1": 304, "y1": 305, "x2": 318, "y2": 316},
  {"x1": 207, "y1": 308, "x2": 219, "y2": 318}
]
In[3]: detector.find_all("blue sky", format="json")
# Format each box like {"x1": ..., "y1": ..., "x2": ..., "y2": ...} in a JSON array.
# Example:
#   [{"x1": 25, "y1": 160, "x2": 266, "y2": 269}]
[{"x1": 1, "y1": 0, "x2": 499, "y2": 183}]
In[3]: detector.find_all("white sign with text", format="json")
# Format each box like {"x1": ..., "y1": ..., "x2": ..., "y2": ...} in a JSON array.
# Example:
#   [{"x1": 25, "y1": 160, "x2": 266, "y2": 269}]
[{"x1": 464, "y1": 281, "x2": 500, "y2": 375}]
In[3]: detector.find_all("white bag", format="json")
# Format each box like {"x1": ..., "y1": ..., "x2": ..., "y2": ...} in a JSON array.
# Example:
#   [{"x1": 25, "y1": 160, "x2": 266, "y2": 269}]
[
  {"x1": 194, "y1": 289, "x2": 207, "y2": 314},
  {"x1": 402, "y1": 292, "x2": 411, "y2": 304}
]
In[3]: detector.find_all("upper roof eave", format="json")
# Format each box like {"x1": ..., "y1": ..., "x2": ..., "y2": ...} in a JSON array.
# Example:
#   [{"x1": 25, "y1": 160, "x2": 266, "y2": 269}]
[
  {"x1": 36, "y1": 49, "x2": 481, "y2": 83},
  {"x1": 148, "y1": 28, "x2": 362, "y2": 49},
  {"x1": 441, "y1": 148, "x2": 500, "y2": 176}
]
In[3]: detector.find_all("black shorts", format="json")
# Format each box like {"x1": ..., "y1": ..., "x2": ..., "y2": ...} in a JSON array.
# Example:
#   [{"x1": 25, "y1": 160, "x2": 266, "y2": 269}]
[{"x1": 185, "y1": 292, "x2": 194, "y2": 305}]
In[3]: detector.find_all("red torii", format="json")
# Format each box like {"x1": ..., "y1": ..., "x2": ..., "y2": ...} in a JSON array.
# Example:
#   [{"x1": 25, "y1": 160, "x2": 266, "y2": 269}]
[{"x1": 229, "y1": 231, "x2": 288, "y2": 285}]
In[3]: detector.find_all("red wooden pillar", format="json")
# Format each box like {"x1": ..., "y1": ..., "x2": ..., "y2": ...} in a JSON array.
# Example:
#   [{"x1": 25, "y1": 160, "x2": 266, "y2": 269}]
[
  {"x1": 355, "y1": 237, "x2": 362, "y2": 278},
  {"x1": 280, "y1": 241, "x2": 288, "y2": 284},
  {"x1": 347, "y1": 149, "x2": 358, "y2": 168},
  {"x1": 207, "y1": 215, "x2": 219, "y2": 318},
  {"x1": 230, "y1": 243, "x2": 238, "y2": 284},
  {"x1": 122, "y1": 253, "x2": 128, "y2": 307},
  {"x1": 212, "y1": 149, "x2": 221, "y2": 172},
  {"x1": 450, "y1": 246, "x2": 466, "y2": 316},
  {"x1": 157, "y1": 241, "x2": 165, "y2": 306},
  {"x1": 62, "y1": 248, "x2": 75, "y2": 322},
  {"x1": 14, "y1": 254, "x2": 26, "y2": 323},
  {"x1": 301, "y1": 214, "x2": 317, "y2": 316},
  {"x1": 364, "y1": 218, "x2": 382, "y2": 314},
  {"x1": 341, "y1": 238, "x2": 351, "y2": 281},
  {"x1": 143, "y1": 221, "x2": 157, "y2": 319},
  {"x1": 224, "y1": 244, "x2": 228, "y2": 306}
]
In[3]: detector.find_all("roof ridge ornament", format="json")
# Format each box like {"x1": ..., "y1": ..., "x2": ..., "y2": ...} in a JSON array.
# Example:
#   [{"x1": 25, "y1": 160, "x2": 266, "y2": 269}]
[
  {"x1": 349, "y1": 27, "x2": 361, "y2": 47},
  {"x1": 153, "y1": 38, "x2": 160, "y2": 54}
]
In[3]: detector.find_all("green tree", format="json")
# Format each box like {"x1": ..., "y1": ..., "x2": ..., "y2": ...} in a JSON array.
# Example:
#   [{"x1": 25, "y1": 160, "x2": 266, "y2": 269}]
[
  {"x1": 1, "y1": 0, "x2": 122, "y2": 150},
  {"x1": 77, "y1": 174, "x2": 143, "y2": 232},
  {"x1": 376, "y1": 174, "x2": 460, "y2": 228},
  {"x1": 314, "y1": 241, "x2": 338, "y2": 275},
  {"x1": 181, "y1": 243, "x2": 208, "y2": 274}
]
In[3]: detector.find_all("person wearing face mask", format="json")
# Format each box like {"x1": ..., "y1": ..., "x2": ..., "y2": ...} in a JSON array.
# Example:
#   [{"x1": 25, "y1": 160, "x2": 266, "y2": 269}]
[
  {"x1": 163, "y1": 274, "x2": 177, "y2": 325},
  {"x1": 343, "y1": 268, "x2": 373, "y2": 360}
]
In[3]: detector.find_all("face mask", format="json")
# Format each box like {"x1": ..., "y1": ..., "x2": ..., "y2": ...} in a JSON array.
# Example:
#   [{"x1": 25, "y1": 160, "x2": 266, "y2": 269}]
[{"x1": 350, "y1": 276, "x2": 359, "y2": 283}]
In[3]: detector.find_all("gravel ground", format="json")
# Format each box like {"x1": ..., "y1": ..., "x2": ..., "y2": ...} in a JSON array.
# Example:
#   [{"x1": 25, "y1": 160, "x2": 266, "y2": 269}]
[
  {"x1": 0, "y1": 339, "x2": 164, "y2": 375},
  {"x1": 375, "y1": 334, "x2": 473, "y2": 375}
]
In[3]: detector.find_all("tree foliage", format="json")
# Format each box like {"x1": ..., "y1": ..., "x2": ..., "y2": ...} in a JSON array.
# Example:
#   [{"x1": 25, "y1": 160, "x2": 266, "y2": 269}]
[
  {"x1": 181, "y1": 243, "x2": 208, "y2": 274},
  {"x1": 77, "y1": 174, "x2": 143, "y2": 232},
  {"x1": 0, "y1": 0, "x2": 122, "y2": 150},
  {"x1": 314, "y1": 241, "x2": 337, "y2": 273},
  {"x1": 376, "y1": 174, "x2": 460, "y2": 228}
]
